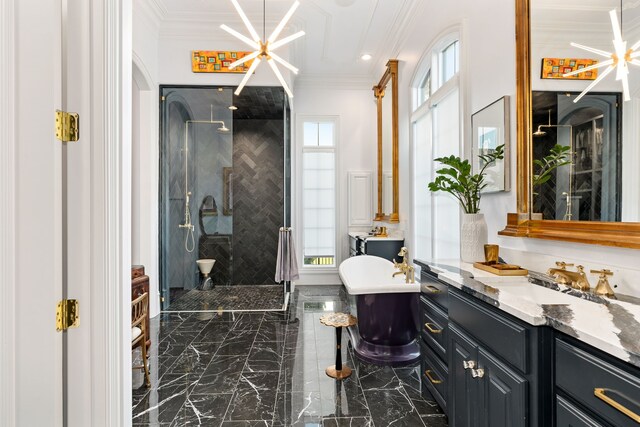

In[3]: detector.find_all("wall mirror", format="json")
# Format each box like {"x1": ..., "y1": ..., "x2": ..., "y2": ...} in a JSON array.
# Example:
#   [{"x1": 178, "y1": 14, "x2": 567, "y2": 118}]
[
  {"x1": 501, "y1": 0, "x2": 640, "y2": 247},
  {"x1": 472, "y1": 96, "x2": 510, "y2": 193},
  {"x1": 374, "y1": 59, "x2": 399, "y2": 223}
]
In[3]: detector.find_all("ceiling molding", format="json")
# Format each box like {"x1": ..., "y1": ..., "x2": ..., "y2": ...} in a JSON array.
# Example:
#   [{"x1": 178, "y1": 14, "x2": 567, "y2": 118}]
[
  {"x1": 294, "y1": 73, "x2": 374, "y2": 90},
  {"x1": 369, "y1": 0, "x2": 421, "y2": 75}
]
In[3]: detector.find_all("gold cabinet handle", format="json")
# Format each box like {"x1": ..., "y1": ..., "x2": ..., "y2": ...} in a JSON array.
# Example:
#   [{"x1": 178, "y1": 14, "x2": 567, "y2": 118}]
[
  {"x1": 594, "y1": 388, "x2": 640, "y2": 423},
  {"x1": 463, "y1": 360, "x2": 475, "y2": 370},
  {"x1": 425, "y1": 285, "x2": 441, "y2": 294},
  {"x1": 471, "y1": 368, "x2": 485, "y2": 379},
  {"x1": 425, "y1": 369, "x2": 443, "y2": 384},
  {"x1": 425, "y1": 322, "x2": 442, "y2": 334}
]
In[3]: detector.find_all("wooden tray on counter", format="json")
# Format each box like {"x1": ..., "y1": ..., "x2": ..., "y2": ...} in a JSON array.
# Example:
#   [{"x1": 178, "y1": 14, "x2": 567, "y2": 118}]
[{"x1": 473, "y1": 261, "x2": 528, "y2": 276}]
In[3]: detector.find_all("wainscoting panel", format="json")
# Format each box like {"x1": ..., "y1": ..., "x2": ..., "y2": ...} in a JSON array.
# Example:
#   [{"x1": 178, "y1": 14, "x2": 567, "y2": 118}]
[{"x1": 348, "y1": 171, "x2": 373, "y2": 227}]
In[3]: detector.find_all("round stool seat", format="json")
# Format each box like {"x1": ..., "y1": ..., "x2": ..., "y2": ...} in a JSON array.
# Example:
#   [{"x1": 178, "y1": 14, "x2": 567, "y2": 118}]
[{"x1": 319, "y1": 312, "x2": 357, "y2": 328}]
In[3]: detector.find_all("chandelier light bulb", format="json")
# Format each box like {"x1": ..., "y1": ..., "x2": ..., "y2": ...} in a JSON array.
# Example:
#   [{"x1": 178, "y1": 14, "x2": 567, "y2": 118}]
[
  {"x1": 565, "y1": 9, "x2": 640, "y2": 102},
  {"x1": 222, "y1": 0, "x2": 304, "y2": 98}
]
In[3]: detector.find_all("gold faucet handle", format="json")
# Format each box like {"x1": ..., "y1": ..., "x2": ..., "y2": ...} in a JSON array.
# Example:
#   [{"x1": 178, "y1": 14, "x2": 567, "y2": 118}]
[
  {"x1": 576, "y1": 265, "x2": 585, "y2": 273},
  {"x1": 555, "y1": 261, "x2": 574, "y2": 269},
  {"x1": 590, "y1": 269, "x2": 613, "y2": 277}
]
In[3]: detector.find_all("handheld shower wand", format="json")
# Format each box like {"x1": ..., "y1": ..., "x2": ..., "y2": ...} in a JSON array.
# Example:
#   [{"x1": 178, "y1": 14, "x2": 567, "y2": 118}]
[{"x1": 179, "y1": 191, "x2": 195, "y2": 252}]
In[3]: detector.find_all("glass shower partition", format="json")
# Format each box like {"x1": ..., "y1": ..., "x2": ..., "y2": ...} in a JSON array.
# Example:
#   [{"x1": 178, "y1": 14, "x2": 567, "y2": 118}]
[{"x1": 160, "y1": 87, "x2": 234, "y2": 309}]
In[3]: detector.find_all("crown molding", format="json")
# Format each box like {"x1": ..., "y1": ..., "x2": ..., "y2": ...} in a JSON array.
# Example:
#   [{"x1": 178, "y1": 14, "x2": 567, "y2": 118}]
[{"x1": 134, "y1": 0, "x2": 164, "y2": 32}]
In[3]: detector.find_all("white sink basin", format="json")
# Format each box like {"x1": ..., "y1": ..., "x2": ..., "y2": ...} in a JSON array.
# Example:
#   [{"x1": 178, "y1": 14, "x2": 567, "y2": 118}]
[{"x1": 489, "y1": 282, "x2": 580, "y2": 305}]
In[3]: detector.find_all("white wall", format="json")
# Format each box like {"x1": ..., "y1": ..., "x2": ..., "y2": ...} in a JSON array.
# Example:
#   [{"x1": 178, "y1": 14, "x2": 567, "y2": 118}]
[
  {"x1": 133, "y1": 3, "x2": 161, "y2": 316},
  {"x1": 293, "y1": 84, "x2": 377, "y2": 284},
  {"x1": 388, "y1": 0, "x2": 640, "y2": 297}
]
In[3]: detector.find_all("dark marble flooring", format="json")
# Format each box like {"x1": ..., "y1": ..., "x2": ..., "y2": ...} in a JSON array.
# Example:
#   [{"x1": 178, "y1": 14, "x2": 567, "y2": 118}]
[
  {"x1": 132, "y1": 285, "x2": 448, "y2": 426},
  {"x1": 166, "y1": 285, "x2": 285, "y2": 312}
]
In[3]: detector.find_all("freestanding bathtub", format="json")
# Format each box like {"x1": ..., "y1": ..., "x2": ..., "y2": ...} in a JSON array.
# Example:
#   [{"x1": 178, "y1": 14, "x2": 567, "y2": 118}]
[{"x1": 339, "y1": 255, "x2": 420, "y2": 366}]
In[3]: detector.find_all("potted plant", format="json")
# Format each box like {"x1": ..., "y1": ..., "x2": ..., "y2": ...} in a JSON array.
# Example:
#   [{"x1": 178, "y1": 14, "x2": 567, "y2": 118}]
[
  {"x1": 427, "y1": 144, "x2": 505, "y2": 262},
  {"x1": 532, "y1": 144, "x2": 572, "y2": 219}
]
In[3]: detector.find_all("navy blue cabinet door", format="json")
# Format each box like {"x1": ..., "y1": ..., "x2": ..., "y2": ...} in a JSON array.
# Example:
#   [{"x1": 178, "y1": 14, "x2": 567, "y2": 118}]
[
  {"x1": 476, "y1": 347, "x2": 528, "y2": 427},
  {"x1": 449, "y1": 324, "x2": 477, "y2": 427}
]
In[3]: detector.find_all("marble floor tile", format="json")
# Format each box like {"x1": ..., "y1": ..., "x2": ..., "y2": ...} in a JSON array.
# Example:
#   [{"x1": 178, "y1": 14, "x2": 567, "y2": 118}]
[
  {"x1": 322, "y1": 417, "x2": 374, "y2": 427},
  {"x1": 216, "y1": 329, "x2": 258, "y2": 356},
  {"x1": 363, "y1": 388, "x2": 426, "y2": 427},
  {"x1": 166, "y1": 341, "x2": 221, "y2": 377},
  {"x1": 169, "y1": 393, "x2": 232, "y2": 426},
  {"x1": 273, "y1": 391, "x2": 325, "y2": 425},
  {"x1": 220, "y1": 421, "x2": 271, "y2": 426},
  {"x1": 132, "y1": 374, "x2": 193, "y2": 424},
  {"x1": 136, "y1": 286, "x2": 448, "y2": 427},
  {"x1": 194, "y1": 321, "x2": 233, "y2": 343},
  {"x1": 318, "y1": 376, "x2": 370, "y2": 418},
  {"x1": 225, "y1": 372, "x2": 280, "y2": 421},
  {"x1": 230, "y1": 313, "x2": 265, "y2": 332},
  {"x1": 254, "y1": 321, "x2": 288, "y2": 342},
  {"x1": 191, "y1": 353, "x2": 247, "y2": 395},
  {"x1": 245, "y1": 341, "x2": 284, "y2": 372},
  {"x1": 421, "y1": 414, "x2": 449, "y2": 427},
  {"x1": 355, "y1": 363, "x2": 402, "y2": 391}
]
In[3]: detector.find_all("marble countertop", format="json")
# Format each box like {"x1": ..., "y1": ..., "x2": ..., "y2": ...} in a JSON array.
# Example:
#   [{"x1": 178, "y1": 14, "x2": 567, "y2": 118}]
[{"x1": 415, "y1": 259, "x2": 640, "y2": 369}]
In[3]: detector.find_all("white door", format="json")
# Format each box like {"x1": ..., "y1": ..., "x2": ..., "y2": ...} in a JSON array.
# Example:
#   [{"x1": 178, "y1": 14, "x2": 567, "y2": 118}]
[{"x1": 7, "y1": 0, "x2": 131, "y2": 425}]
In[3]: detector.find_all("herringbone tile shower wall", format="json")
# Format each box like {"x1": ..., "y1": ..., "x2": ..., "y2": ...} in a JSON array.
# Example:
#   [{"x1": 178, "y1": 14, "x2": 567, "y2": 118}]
[{"x1": 232, "y1": 119, "x2": 284, "y2": 285}]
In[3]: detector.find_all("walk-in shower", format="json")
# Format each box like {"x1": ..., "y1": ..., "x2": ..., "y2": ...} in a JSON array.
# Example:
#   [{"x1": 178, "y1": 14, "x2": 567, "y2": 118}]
[{"x1": 160, "y1": 86, "x2": 291, "y2": 310}]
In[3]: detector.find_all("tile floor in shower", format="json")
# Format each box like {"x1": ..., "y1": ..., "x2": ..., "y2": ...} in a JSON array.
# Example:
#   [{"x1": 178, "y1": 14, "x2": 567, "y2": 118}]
[{"x1": 132, "y1": 285, "x2": 448, "y2": 426}]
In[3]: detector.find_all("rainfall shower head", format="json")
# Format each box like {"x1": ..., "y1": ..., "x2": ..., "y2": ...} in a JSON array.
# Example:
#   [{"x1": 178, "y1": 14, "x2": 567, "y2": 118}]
[
  {"x1": 533, "y1": 126, "x2": 547, "y2": 137},
  {"x1": 218, "y1": 125, "x2": 230, "y2": 133},
  {"x1": 533, "y1": 109, "x2": 552, "y2": 137}
]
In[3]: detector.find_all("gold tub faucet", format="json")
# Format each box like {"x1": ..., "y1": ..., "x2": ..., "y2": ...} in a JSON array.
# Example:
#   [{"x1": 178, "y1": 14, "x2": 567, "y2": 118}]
[
  {"x1": 547, "y1": 262, "x2": 591, "y2": 291},
  {"x1": 393, "y1": 247, "x2": 415, "y2": 284}
]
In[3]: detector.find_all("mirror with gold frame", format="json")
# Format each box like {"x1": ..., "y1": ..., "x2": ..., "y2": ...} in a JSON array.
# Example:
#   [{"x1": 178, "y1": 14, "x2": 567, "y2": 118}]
[
  {"x1": 374, "y1": 59, "x2": 399, "y2": 223},
  {"x1": 500, "y1": 0, "x2": 640, "y2": 248}
]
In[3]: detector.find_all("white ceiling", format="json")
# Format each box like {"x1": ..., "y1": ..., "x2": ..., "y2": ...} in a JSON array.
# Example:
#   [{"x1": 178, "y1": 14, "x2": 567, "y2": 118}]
[{"x1": 141, "y1": 0, "x2": 420, "y2": 82}]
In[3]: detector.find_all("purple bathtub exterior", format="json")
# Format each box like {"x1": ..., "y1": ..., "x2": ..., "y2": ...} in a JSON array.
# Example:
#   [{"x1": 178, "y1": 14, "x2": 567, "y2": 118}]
[{"x1": 347, "y1": 292, "x2": 421, "y2": 366}]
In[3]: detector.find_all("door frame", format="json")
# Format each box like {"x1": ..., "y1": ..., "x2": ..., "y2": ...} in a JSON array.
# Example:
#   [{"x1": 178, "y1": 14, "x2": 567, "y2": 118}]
[{"x1": 0, "y1": 0, "x2": 132, "y2": 424}]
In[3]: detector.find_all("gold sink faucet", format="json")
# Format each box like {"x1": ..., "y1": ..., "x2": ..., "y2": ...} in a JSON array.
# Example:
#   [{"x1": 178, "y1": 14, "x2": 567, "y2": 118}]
[
  {"x1": 591, "y1": 269, "x2": 616, "y2": 298},
  {"x1": 393, "y1": 247, "x2": 415, "y2": 284},
  {"x1": 547, "y1": 262, "x2": 590, "y2": 291}
]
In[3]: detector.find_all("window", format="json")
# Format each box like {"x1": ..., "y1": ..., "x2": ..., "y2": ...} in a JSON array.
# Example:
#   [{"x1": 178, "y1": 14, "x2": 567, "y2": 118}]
[
  {"x1": 412, "y1": 36, "x2": 461, "y2": 260},
  {"x1": 440, "y1": 41, "x2": 459, "y2": 86},
  {"x1": 302, "y1": 120, "x2": 336, "y2": 266}
]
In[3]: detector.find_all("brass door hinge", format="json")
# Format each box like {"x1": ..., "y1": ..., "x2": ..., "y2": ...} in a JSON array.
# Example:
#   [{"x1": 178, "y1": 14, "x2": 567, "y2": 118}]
[
  {"x1": 56, "y1": 299, "x2": 79, "y2": 332},
  {"x1": 55, "y1": 110, "x2": 80, "y2": 142}
]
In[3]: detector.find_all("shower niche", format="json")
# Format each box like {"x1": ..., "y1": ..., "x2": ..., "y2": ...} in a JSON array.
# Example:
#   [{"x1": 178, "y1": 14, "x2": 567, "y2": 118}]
[{"x1": 159, "y1": 86, "x2": 291, "y2": 309}]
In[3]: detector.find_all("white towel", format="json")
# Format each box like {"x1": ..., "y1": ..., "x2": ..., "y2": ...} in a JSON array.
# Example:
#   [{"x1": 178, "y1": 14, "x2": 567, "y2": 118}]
[{"x1": 275, "y1": 228, "x2": 299, "y2": 282}]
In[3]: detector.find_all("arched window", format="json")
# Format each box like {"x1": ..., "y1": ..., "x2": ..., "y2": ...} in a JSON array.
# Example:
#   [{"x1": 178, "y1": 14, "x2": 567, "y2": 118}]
[{"x1": 412, "y1": 34, "x2": 461, "y2": 260}]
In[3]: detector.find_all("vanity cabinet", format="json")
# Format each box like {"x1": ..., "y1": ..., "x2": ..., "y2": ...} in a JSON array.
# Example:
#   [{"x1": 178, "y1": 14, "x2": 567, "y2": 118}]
[
  {"x1": 417, "y1": 264, "x2": 553, "y2": 427},
  {"x1": 348, "y1": 234, "x2": 404, "y2": 262}
]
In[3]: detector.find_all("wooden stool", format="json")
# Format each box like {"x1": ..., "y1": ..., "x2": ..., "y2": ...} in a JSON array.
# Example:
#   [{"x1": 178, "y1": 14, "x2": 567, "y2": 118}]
[{"x1": 319, "y1": 312, "x2": 357, "y2": 380}]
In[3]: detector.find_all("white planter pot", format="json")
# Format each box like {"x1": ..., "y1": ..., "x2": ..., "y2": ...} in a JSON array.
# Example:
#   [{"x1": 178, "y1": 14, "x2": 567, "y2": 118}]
[{"x1": 460, "y1": 213, "x2": 488, "y2": 263}]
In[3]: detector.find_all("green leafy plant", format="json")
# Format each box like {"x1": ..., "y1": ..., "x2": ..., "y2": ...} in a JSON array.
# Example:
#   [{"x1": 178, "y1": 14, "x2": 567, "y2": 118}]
[
  {"x1": 427, "y1": 144, "x2": 505, "y2": 214},
  {"x1": 532, "y1": 144, "x2": 572, "y2": 188}
]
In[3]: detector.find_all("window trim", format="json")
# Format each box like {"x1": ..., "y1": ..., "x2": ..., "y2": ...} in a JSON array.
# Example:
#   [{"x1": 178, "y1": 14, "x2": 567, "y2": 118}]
[
  {"x1": 295, "y1": 115, "x2": 340, "y2": 271},
  {"x1": 409, "y1": 28, "x2": 463, "y2": 260}
]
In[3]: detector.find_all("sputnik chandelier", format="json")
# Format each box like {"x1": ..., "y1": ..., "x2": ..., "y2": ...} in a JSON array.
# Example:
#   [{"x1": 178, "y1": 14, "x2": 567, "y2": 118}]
[
  {"x1": 564, "y1": 9, "x2": 640, "y2": 103},
  {"x1": 221, "y1": 0, "x2": 305, "y2": 98}
]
